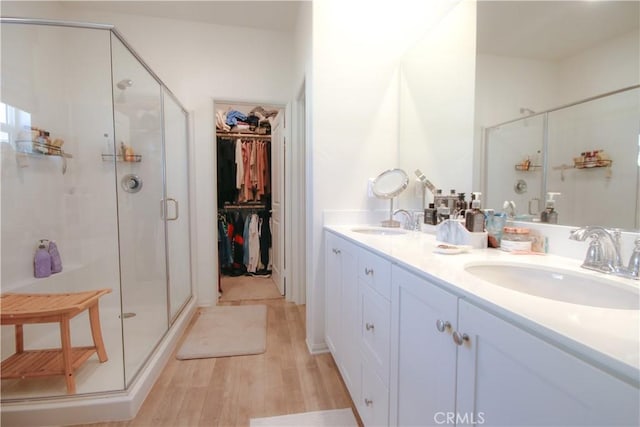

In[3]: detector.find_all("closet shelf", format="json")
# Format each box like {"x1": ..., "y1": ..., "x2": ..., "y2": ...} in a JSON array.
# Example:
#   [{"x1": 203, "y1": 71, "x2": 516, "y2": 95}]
[{"x1": 216, "y1": 131, "x2": 271, "y2": 139}]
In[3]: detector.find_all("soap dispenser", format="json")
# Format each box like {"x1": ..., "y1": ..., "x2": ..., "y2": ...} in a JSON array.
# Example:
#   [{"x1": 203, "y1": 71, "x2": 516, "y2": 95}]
[
  {"x1": 34, "y1": 240, "x2": 52, "y2": 278},
  {"x1": 540, "y1": 192, "x2": 561, "y2": 224},
  {"x1": 465, "y1": 192, "x2": 485, "y2": 232}
]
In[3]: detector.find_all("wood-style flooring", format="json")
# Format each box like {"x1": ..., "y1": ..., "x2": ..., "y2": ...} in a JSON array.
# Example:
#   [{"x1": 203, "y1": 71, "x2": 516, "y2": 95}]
[{"x1": 82, "y1": 277, "x2": 360, "y2": 427}]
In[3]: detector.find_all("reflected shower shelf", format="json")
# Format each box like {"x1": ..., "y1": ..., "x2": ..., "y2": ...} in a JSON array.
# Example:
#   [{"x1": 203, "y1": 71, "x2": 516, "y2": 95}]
[{"x1": 101, "y1": 153, "x2": 142, "y2": 163}]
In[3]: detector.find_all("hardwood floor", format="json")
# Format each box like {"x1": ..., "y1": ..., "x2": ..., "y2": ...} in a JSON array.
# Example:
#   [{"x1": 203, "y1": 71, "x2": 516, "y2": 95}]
[{"x1": 82, "y1": 280, "x2": 360, "y2": 426}]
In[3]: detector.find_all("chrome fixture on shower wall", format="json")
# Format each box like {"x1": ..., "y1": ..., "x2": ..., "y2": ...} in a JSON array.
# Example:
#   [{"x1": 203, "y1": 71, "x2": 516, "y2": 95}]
[{"x1": 116, "y1": 79, "x2": 133, "y2": 90}]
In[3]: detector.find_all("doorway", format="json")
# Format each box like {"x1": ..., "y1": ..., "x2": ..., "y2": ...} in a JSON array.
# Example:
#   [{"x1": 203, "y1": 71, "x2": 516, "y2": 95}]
[{"x1": 214, "y1": 101, "x2": 285, "y2": 302}]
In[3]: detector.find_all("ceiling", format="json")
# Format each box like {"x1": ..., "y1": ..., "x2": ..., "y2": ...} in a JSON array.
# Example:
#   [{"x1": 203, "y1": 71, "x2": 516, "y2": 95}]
[
  {"x1": 477, "y1": 1, "x2": 640, "y2": 61},
  {"x1": 64, "y1": 1, "x2": 302, "y2": 32}
]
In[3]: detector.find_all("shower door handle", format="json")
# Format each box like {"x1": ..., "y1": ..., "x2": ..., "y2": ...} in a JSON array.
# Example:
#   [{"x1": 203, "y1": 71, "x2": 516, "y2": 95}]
[
  {"x1": 160, "y1": 198, "x2": 179, "y2": 221},
  {"x1": 166, "y1": 198, "x2": 179, "y2": 221}
]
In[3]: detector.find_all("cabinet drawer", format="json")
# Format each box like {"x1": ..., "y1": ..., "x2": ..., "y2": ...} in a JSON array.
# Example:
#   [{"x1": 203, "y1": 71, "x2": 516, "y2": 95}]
[
  {"x1": 360, "y1": 282, "x2": 391, "y2": 383},
  {"x1": 358, "y1": 249, "x2": 391, "y2": 300},
  {"x1": 359, "y1": 358, "x2": 390, "y2": 427}
]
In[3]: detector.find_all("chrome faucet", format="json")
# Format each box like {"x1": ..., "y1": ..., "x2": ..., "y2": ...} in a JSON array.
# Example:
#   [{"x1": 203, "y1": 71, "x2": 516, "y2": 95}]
[
  {"x1": 393, "y1": 209, "x2": 416, "y2": 230},
  {"x1": 569, "y1": 226, "x2": 639, "y2": 280}
]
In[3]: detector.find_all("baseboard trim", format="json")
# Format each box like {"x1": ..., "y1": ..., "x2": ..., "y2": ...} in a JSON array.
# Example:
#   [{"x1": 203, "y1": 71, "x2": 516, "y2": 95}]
[{"x1": 306, "y1": 338, "x2": 329, "y2": 355}]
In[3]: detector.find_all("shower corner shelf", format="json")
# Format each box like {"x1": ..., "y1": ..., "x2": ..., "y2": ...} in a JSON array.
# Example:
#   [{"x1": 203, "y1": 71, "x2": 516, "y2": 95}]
[
  {"x1": 573, "y1": 159, "x2": 612, "y2": 169},
  {"x1": 101, "y1": 153, "x2": 142, "y2": 163},
  {"x1": 514, "y1": 164, "x2": 541, "y2": 171},
  {"x1": 15, "y1": 140, "x2": 73, "y2": 158}
]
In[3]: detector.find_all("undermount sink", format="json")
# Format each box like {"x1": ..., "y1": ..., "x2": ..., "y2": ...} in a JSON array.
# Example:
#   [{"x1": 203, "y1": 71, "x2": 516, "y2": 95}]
[
  {"x1": 465, "y1": 263, "x2": 639, "y2": 310},
  {"x1": 351, "y1": 227, "x2": 408, "y2": 236}
]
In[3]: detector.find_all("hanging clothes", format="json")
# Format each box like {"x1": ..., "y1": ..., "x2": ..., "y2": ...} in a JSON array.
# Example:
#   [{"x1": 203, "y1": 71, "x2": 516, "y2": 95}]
[
  {"x1": 216, "y1": 137, "x2": 237, "y2": 208},
  {"x1": 259, "y1": 210, "x2": 272, "y2": 272},
  {"x1": 247, "y1": 214, "x2": 260, "y2": 273}
]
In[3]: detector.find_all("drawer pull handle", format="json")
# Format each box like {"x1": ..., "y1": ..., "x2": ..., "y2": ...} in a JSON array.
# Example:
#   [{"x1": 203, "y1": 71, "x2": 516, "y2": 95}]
[
  {"x1": 364, "y1": 268, "x2": 374, "y2": 276},
  {"x1": 365, "y1": 322, "x2": 375, "y2": 331},
  {"x1": 332, "y1": 248, "x2": 341, "y2": 254},
  {"x1": 435, "y1": 319, "x2": 451, "y2": 332},
  {"x1": 364, "y1": 398, "x2": 373, "y2": 406},
  {"x1": 453, "y1": 331, "x2": 470, "y2": 346}
]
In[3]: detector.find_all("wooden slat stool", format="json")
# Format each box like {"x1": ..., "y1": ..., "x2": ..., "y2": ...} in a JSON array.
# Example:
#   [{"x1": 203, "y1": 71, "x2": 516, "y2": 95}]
[{"x1": 0, "y1": 288, "x2": 111, "y2": 394}]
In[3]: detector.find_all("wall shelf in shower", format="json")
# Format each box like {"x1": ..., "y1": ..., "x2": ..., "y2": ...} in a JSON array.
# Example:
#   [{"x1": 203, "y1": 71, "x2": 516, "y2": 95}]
[
  {"x1": 15, "y1": 140, "x2": 73, "y2": 158},
  {"x1": 101, "y1": 154, "x2": 142, "y2": 163},
  {"x1": 514, "y1": 164, "x2": 541, "y2": 171}
]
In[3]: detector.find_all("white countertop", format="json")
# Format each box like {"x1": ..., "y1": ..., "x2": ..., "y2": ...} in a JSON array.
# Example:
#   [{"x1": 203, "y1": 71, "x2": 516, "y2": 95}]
[{"x1": 325, "y1": 225, "x2": 640, "y2": 385}]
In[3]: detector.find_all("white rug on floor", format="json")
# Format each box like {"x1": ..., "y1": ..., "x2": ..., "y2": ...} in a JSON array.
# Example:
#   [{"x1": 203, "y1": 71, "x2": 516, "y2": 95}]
[
  {"x1": 176, "y1": 305, "x2": 267, "y2": 360},
  {"x1": 250, "y1": 408, "x2": 358, "y2": 427}
]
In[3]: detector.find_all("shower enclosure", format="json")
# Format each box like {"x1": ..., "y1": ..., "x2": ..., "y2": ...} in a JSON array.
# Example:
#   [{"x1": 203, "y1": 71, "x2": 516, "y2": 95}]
[
  {"x1": 1, "y1": 19, "x2": 192, "y2": 402},
  {"x1": 482, "y1": 85, "x2": 640, "y2": 229}
]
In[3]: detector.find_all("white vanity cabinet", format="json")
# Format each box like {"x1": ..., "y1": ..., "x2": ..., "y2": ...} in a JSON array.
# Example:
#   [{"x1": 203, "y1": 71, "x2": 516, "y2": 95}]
[
  {"x1": 389, "y1": 265, "x2": 459, "y2": 427},
  {"x1": 325, "y1": 229, "x2": 639, "y2": 427},
  {"x1": 389, "y1": 265, "x2": 640, "y2": 427},
  {"x1": 455, "y1": 299, "x2": 640, "y2": 427},
  {"x1": 325, "y1": 231, "x2": 392, "y2": 426}
]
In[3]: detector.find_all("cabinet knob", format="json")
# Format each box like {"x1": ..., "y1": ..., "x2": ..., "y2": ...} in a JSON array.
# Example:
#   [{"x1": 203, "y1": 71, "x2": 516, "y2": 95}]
[
  {"x1": 364, "y1": 398, "x2": 373, "y2": 406},
  {"x1": 365, "y1": 322, "x2": 375, "y2": 331},
  {"x1": 364, "y1": 268, "x2": 374, "y2": 276},
  {"x1": 453, "y1": 331, "x2": 470, "y2": 346},
  {"x1": 332, "y1": 248, "x2": 341, "y2": 254},
  {"x1": 435, "y1": 319, "x2": 451, "y2": 333}
]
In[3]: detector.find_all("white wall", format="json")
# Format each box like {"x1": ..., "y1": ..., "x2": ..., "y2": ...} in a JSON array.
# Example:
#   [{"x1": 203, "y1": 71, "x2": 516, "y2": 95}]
[
  {"x1": 398, "y1": 0, "x2": 477, "y2": 211},
  {"x1": 2, "y1": 2, "x2": 297, "y2": 307},
  {"x1": 308, "y1": 0, "x2": 465, "y2": 351}
]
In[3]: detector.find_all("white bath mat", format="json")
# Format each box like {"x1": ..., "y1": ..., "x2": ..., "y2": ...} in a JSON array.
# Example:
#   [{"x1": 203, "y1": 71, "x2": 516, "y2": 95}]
[
  {"x1": 176, "y1": 305, "x2": 266, "y2": 359},
  {"x1": 250, "y1": 408, "x2": 358, "y2": 427}
]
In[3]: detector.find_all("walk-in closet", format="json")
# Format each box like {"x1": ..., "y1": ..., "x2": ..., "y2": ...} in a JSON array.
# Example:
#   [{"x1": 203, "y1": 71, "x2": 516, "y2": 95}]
[{"x1": 215, "y1": 102, "x2": 285, "y2": 302}]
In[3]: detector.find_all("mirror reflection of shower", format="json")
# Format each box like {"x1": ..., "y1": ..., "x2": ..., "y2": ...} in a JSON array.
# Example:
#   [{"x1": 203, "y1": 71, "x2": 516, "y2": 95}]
[{"x1": 116, "y1": 78, "x2": 133, "y2": 103}]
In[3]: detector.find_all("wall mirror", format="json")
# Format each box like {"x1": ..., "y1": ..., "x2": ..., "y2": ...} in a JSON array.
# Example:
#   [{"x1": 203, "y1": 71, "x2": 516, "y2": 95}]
[
  {"x1": 476, "y1": 1, "x2": 640, "y2": 230},
  {"x1": 398, "y1": 1, "x2": 639, "y2": 231}
]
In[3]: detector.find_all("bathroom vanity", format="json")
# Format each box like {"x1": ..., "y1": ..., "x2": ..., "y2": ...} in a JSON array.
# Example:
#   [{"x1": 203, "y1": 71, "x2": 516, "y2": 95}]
[{"x1": 324, "y1": 226, "x2": 639, "y2": 426}]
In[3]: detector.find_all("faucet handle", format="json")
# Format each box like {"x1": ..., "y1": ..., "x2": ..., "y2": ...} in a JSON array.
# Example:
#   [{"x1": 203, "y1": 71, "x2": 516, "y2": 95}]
[
  {"x1": 584, "y1": 235, "x2": 605, "y2": 267},
  {"x1": 627, "y1": 238, "x2": 640, "y2": 278}
]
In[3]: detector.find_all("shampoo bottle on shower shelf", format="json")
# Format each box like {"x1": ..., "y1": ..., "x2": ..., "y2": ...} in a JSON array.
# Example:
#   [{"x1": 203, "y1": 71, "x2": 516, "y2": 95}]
[
  {"x1": 34, "y1": 240, "x2": 52, "y2": 278},
  {"x1": 48, "y1": 240, "x2": 63, "y2": 273}
]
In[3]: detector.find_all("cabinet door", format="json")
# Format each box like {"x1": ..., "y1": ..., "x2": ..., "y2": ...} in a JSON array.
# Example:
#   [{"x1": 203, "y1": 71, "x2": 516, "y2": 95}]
[
  {"x1": 456, "y1": 300, "x2": 640, "y2": 427},
  {"x1": 390, "y1": 266, "x2": 459, "y2": 427},
  {"x1": 325, "y1": 232, "x2": 343, "y2": 357},
  {"x1": 325, "y1": 232, "x2": 360, "y2": 400}
]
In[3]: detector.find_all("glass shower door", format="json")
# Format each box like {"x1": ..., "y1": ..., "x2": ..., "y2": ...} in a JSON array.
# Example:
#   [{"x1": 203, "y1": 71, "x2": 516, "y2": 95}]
[
  {"x1": 163, "y1": 90, "x2": 192, "y2": 321},
  {"x1": 110, "y1": 35, "x2": 168, "y2": 385}
]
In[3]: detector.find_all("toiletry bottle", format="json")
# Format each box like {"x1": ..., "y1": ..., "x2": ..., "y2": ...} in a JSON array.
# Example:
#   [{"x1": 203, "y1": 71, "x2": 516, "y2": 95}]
[
  {"x1": 540, "y1": 192, "x2": 561, "y2": 223},
  {"x1": 48, "y1": 240, "x2": 63, "y2": 273},
  {"x1": 456, "y1": 192, "x2": 467, "y2": 213},
  {"x1": 34, "y1": 240, "x2": 52, "y2": 278},
  {"x1": 424, "y1": 203, "x2": 438, "y2": 225},
  {"x1": 465, "y1": 192, "x2": 485, "y2": 232}
]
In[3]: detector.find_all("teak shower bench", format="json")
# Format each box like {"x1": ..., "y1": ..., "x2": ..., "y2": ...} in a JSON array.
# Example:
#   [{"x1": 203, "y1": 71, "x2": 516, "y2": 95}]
[{"x1": 0, "y1": 288, "x2": 111, "y2": 394}]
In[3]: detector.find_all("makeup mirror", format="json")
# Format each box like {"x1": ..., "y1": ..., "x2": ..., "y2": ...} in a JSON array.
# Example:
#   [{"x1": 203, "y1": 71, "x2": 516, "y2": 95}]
[{"x1": 372, "y1": 168, "x2": 409, "y2": 227}]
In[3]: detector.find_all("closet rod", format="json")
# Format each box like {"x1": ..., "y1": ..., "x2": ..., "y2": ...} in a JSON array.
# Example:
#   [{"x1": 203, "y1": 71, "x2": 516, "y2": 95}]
[
  {"x1": 216, "y1": 132, "x2": 271, "y2": 139},
  {"x1": 220, "y1": 204, "x2": 266, "y2": 210}
]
